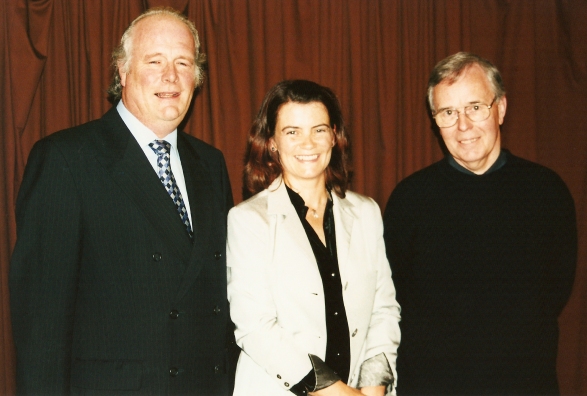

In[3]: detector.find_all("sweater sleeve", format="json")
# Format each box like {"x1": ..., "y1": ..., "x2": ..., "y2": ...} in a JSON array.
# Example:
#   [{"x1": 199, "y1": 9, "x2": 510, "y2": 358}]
[{"x1": 539, "y1": 171, "x2": 577, "y2": 317}]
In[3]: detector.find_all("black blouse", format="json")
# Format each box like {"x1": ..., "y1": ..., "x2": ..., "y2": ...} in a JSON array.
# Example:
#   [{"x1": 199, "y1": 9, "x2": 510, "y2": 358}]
[{"x1": 286, "y1": 186, "x2": 351, "y2": 383}]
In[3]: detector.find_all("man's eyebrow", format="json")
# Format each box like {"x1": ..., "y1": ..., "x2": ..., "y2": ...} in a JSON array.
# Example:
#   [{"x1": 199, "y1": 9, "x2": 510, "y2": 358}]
[
  {"x1": 143, "y1": 53, "x2": 195, "y2": 62},
  {"x1": 437, "y1": 100, "x2": 483, "y2": 112},
  {"x1": 143, "y1": 52, "x2": 163, "y2": 59},
  {"x1": 175, "y1": 55, "x2": 195, "y2": 63}
]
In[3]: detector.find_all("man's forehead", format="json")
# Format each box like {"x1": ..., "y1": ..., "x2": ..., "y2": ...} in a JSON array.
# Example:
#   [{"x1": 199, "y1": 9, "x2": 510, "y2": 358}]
[
  {"x1": 436, "y1": 67, "x2": 491, "y2": 99},
  {"x1": 442, "y1": 64, "x2": 486, "y2": 86},
  {"x1": 130, "y1": 18, "x2": 195, "y2": 56},
  {"x1": 135, "y1": 14, "x2": 180, "y2": 29},
  {"x1": 133, "y1": 15, "x2": 192, "y2": 42}
]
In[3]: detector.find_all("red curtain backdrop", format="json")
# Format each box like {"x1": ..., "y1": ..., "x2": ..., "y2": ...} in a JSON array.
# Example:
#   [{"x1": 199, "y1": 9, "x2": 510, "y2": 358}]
[{"x1": 1, "y1": 0, "x2": 586, "y2": 393}]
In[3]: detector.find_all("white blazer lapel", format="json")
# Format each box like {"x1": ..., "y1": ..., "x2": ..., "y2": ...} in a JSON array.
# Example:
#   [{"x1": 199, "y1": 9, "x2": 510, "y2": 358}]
[
  {"x1": 266, "y1": 177, "x2": 317, "y2": 273},
  {"x1": 332, "y1": 194, "x2": 356, "y2": 283}
]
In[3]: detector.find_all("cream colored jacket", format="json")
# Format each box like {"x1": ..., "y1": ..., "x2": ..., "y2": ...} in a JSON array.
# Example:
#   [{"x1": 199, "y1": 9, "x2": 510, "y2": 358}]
[{"x1": 227, "y1": 176, "x2": 401, "y2": 395}]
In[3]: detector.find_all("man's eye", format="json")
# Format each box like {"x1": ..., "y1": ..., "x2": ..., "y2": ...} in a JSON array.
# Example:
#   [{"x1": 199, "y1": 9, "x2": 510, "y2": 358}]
[
  {"x1": 471, "y1": 105, "x2": 480, "y2": 111},
  {"x1": 444, "y1": 110, "x2": 454, "y2": 116}
]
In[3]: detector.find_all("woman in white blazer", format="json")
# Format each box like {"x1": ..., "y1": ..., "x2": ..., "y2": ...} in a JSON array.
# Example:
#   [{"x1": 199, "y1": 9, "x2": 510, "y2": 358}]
[{"x1": 227, "y1": 80, "x2": 401, "y2": 396}]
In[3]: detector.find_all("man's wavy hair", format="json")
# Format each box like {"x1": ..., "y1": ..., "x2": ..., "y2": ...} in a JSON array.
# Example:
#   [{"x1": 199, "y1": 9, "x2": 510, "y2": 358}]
[
  {"x1": 243, "y1": 79, "x2": 350, "y2": 199},
  {"x1": 427, "y1": 52, "x2": 506, "y2": 113},
  {"x1": 106, "y1": 7, "x2": 206, "y2": 103}
]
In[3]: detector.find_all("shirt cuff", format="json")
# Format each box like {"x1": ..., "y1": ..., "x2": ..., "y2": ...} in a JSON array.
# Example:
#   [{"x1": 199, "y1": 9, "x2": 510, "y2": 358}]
[
  {"x1": 290, "y1": 354, "x2": 341, "y2": 395},
  {"x1": 356, "y1": 353, "x2": 394, "y2": 388}
]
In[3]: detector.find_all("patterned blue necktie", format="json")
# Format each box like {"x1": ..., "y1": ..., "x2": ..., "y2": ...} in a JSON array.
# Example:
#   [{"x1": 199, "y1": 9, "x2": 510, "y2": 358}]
[{"x1": 148, "y1": 140, "x2": 193, "y2": 239}]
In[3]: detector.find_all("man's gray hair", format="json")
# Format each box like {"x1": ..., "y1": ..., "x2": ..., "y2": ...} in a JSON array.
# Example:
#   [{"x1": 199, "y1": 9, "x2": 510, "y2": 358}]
[
  {"x1": 427, "y1": 52, "x2": 505, "y2": 112},
  {"x1": 107, "y1": 7, "x2": 206, "y2": 103}
]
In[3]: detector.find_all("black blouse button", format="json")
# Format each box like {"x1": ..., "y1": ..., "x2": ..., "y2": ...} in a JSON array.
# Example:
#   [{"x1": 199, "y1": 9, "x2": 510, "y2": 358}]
[
  {"x1": 214, "y1": 251, "x2": 222, "y2": 260},
  {"x1": 169, "y1": 367, "x2": 179, "y2": 377},
  {"x1": 169, "y1": 310, "x2": 180, "y2": 319},
  {"x1": 152, "y1": 252, "x2": 162, "y2": 262},
  {"x1": 213, "y1": 305, "x2": 221, "y2": 315}
]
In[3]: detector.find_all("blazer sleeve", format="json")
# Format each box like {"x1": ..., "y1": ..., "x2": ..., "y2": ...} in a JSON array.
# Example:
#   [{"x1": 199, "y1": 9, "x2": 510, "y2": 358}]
[
  {"x1": 358, "y1": 198, "x2": 401, "y2": 393},
  {"x1": 10, "y1": 138, "x2": 82, "y2": 394},
  {"x1": 227, "y1": 204, "x2": 314, "y2": 391}
]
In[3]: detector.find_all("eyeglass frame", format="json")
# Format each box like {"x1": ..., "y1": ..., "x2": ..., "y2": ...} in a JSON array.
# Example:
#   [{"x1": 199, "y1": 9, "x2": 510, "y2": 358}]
[{"x1": 432, "y1": 97, "x2": 497, "y2": 128}]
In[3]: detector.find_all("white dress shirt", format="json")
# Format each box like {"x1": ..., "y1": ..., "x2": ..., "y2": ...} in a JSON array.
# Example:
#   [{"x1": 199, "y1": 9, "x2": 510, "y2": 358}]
[{"x1": 116, "y1": 101, "x2": 192, "y2": 225}]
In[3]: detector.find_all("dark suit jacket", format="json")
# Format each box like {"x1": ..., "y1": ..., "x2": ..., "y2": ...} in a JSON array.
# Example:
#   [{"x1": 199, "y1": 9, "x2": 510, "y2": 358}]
[{"x1": 10, "y1": 107, "x2": 234, "y2": 395}]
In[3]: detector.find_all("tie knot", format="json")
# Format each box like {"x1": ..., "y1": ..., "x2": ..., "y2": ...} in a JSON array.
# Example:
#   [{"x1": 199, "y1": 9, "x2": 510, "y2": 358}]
[{"x1": 149, "y1": 140, "x2": 172, "y2": 156}]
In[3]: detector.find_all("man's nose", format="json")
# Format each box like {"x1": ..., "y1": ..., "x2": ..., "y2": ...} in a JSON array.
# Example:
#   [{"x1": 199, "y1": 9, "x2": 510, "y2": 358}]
[
  {"x1": 162, "y1": 63, "x2": 178, "y2": 83},
  {"x1": 456, "y1": 110, "x2": 472, "y2": 131}
]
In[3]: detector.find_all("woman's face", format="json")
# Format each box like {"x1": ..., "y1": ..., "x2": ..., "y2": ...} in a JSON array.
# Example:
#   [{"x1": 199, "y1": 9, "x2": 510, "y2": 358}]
[{"x1": 270, "y1": 101, "x2": 335, "y2": 187}]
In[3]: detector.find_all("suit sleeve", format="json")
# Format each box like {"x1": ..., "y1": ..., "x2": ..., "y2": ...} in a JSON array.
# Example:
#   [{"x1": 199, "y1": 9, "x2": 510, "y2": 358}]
[
  {"x1": 10, "y1": 138, "x2": 82, "y2": 394},
  {"x1": 216, "y1": 151, "x2": 240, "y2": 390},
  {"x1": 218, "y1": 151, "x2": 234, "y2": 213}
]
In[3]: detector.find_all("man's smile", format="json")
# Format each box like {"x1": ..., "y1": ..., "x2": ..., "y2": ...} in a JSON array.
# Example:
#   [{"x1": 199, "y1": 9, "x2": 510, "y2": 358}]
[{"x1": 155, "y1": 92, "x2": 180, "y2": 98}]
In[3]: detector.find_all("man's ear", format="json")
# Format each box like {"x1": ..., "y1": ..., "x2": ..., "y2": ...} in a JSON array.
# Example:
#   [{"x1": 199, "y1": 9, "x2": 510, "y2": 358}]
[
  {"x1": 118, "y1": 61, "x2": 127, "y2": 87},
  {"x1": 497, "y1": 95, "x2": 507, "y2": 125}
]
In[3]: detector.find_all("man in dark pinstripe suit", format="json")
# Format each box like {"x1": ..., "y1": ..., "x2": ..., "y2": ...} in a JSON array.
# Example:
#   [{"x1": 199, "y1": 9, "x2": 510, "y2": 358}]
[{"x1": 10, "y1": 7, "x2": 234, "y2": 395}]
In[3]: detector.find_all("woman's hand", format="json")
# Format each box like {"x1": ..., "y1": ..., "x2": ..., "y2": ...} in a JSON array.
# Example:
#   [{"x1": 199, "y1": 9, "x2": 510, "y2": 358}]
[
  {"x1": 359, "y1": 385, "x2": 386, "y2": 396},
  {"x1": 309, "y1": 380, "x2": 365, "y2": 395}
]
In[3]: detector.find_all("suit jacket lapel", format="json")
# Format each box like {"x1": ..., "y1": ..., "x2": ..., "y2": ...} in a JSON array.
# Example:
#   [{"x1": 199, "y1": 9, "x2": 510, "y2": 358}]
[
  {"x1": 175, "y1": 133, "x2": 215, "y2": 300},
  {"x1": 95, "y1": 108, "x2": 192, "y2": 265}
]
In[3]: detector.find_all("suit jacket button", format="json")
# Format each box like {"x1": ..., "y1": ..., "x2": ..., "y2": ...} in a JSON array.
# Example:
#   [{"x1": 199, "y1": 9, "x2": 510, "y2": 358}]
[
  {"x1": 169, "y1": 309, "x2": 180, "y2": 319},
  {"x1": 152, "y1": 252, "x2": 162, "y2": 262},
  {"x1": 214, "y1": 365, "x2": 221, "y2": 373},
  {"x1": 169, "y1": 367, "x2": 179, "y2": 377},
  {"x1": 214, "y1": 251, "x2": 222, "y2": 260},
  {"x1": 213, "y1": 305, "x2": 221, "y2": 315}
]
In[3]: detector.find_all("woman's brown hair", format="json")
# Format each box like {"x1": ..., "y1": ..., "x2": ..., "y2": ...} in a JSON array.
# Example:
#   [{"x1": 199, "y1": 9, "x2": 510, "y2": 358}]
[{"x1": 243, "y1": 80, "x2": 350, "y2": 199}]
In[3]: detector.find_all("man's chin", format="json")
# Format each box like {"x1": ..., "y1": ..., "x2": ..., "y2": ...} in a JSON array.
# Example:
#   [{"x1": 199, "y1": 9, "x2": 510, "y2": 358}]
[{"x1": 158, "y1": 109, "x2": 185, "y2": 123}]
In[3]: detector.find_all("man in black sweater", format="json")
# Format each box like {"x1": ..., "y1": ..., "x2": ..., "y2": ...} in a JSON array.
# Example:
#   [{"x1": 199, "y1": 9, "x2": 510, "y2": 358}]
[{"x1": 383, "y1": 52, "x2": 577, "y2": 395}]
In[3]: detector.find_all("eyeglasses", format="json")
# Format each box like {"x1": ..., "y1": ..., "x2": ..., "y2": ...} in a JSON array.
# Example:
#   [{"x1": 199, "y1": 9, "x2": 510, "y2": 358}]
[{"x1": 433, "y1": 97, "x2": 496, "y2": 128}]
